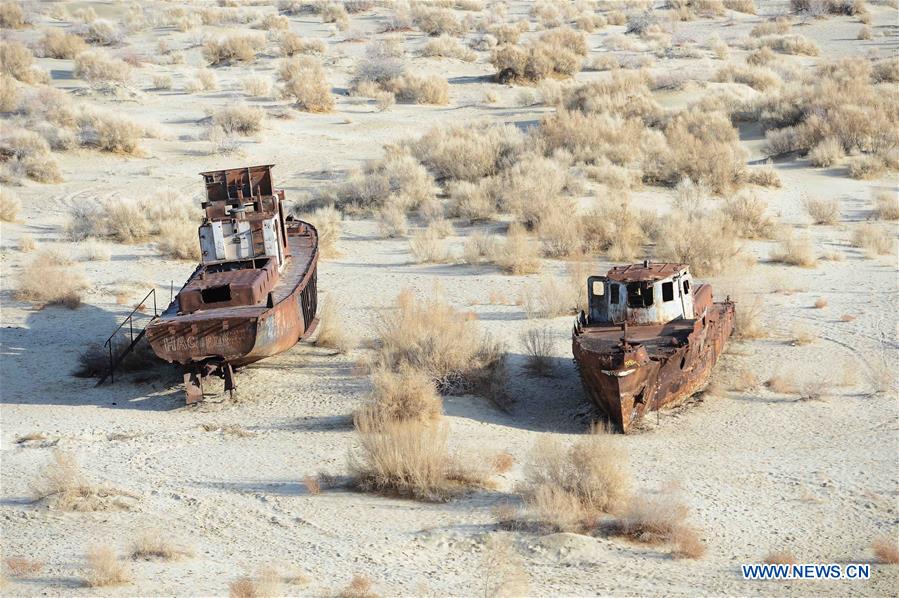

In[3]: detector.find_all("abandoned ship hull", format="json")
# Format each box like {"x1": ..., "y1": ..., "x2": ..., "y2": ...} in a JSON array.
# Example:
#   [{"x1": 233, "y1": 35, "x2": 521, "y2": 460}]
[
  {"x1": 146, "y1": 226, "x2": 318, "y2": 374},
  {"x1": 573, "y1": 301, "x2": 734, "y2": 433}
]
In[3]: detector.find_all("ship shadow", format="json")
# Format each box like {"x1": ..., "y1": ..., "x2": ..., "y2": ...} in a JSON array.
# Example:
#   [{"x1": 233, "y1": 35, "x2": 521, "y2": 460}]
[
  {"x1": 442, "y1": 352, "x2": 596, "y2": 435},
  {"x1": 0, "y1": 302, "x2": 184, "y2": 411}
]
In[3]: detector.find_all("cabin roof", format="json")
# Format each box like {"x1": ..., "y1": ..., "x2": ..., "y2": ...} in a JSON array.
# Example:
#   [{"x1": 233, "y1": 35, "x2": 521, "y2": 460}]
[{"x1": 606, "y1": 262, "x2": 687, "y2": 283}]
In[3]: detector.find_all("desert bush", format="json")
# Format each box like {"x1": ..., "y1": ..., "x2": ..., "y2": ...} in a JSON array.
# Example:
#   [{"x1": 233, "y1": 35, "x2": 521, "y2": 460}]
[
  {"x1": 422, "y1": 35, "x2": 476, "y2": 62},
  {"x1": 213, "y1": 105, "x2": 264, "y2": 136},
  {"x1": 359, "y1": 366, "x2": 442, "y2": 422},
  {"x1": 851, "y1": 222, "x2": 892, "y2": 256},
  {"x1": 0, "y1": 73, "x2": 19, "y2": 111},
  {"x1": 1, "y1": 41, "x2": 46, "y2": 84},
  {"x1": 349, "y1": 411, "x2": 490, "y2": 501},
  {"x1": 872, "y1": 189, "x2": 899, "y2": 220},
  {"x1": 73, "y1": 51, "x2": 130, "y2": 85},
  {"x1": 79, "y1": 238, "x2": 110, "y2": 261},
  {"x1": 520, "y1": 434, "x2": 631, "y2": 532},
  {"x1": 31, "y1": 450, "x2": 135, "y2": 510},
  {"x1": 722, "y1": 191, "x2": 775, "y2": 238},
  {"x1": 0, "y1": 188, "x2": 20, "y2": 222},
  {"x1": 724, "y1": 0, "x2": 756, "y2": 12},
  {"x1": 497, "y1": 155, "x2": 569, "y2": 228},
  {"x1": 152, "y1": 74, "x2": 173, "y2": 90},
  {"x1": 314, "y1": 298, "x2": 356, "y2": 352},
  {"x1": 872, "y1": 537, "x2": 899, "y2": 564},
  {"x1": 734, "y1": 296, "x2": 765, "y2": 339},
  {"x1": 409, "y1": 223, "x2": 449, "y2": 263},
  {"x1": 746, "y1": 46, "x2": 776, "y2": 66},
  {"x1": 656, "y1": 210, "x2": 744, "y2": 276},
  {"x1": 156, "y1": 221, "x2": 201, "y2": 260},
  {"x1": 229, "y1": 568, "x2": 281, "y2": 598},
  {"x1": 847, "y1": 154, "x2": 895, "y2": 180},
  {"x1": 326, "y1": 149, "x2": 434, "y2": 213},
  {"x1": 375, "y1": 202, "x2": 408, "y2": 237},
  {"x1": 609, "y1": 492, "x2": 705, "y2": 559},
  {"x1": 449, "y1": 180, "x2": 496, "y2": 222},
  {"x1": 16, "y1": 250, "x2": 86, "y2": 308},
  {"x1": 0, "y1": 1, "x2": 25, "y2": 28},
  {"x1": 714, "y1": 63, "x2": 781, "y2": 90},
  {"x1": 537, "y1": 204, "x2": 583, "y2": 257},
  {"x1": 491, "y1": 224, "x2": 541, "y2": 275},
  {"x1": 280, "y1": 31, "x2": 326, "y2": 56},
  {"x1": 412, "y1": 6, "x2": 466, "y2": 36},
  {"x1": 522, "y1": 275, "x2": 579, "y2": 319},
  {"x1": 385, "y1": 74, "x2": 449, "y2": 105},
  {"x1": 873, "y1": 58, "x2": 899, "y2": 84},
  {"x1": 4, "y1": 557, "x2": 43, "y2": 577},
  {"x1": 746, "y1": 166, "x2": 781, "y2": 187},
  {"x1": 0, "y1": 128, "x2": 62, "y2": 182},
  {"x1": 520, "y1": 326, "x2": 555, "y2": 376},
  {"x1": 186, "y1": 69, "x2": 218, "y2": 93},
  {"x1": 242, "y1": 76, "x2": 271, "y2": 97},
  {"x1": 582, "y1": 199, "x2": 647, "y2": 262},
  {"x1": 40, "y1": 29, "x2": 88, "y2": 59},
  {"x1": 85, "y1": 546, "x2": 131, "y2": 587},
  {"x1": 372, "y1": 289, "x2": 505, "y2": 397},
  {"x1": 857, "y1": 25, "x2": 873, "y2": 40},
  {"x1": 297, "y1": 205, "x2": 342, "y2": 257},
  {"x1": 755, "y1": 34, "x2": 819, "y2": 56},
  {"x1": 406, "y1": 123, "x2": 524, "y2": 182},
  {"x1": 771, "y1": 232, "x2": 817, "y2": 267},
  {"x1": 278, "y1": 56, "x2": 333, "y2": 112},
  {"x1": 202, "y1": 32, "x2": 264, "y2": 65},
  {"x1": 491, "y1": 27, "x2": 587, "y2": 82},
  {"x1": 131, "y1": 529, "x2": 193, "y2": 561},
  {"x1": 257, "y1": 12, "x2": 289, "y2": 31},
  {"x1": 74, "y1": 19, "x2": 122, "y2": 46},
  {"x1": 78, "y1": 110, "x2": 142, "y2": 154},
  {"x1": 808, "y1": 137, "x2": 844, "y2": 167},
  {"x1": 802, "y1": 196, "x2": 840, "y2": 224}
]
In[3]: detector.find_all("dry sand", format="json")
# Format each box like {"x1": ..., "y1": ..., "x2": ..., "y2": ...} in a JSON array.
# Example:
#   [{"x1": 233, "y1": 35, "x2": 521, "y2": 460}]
[{"x1": 1, "y1": 1, "x2": 897, "y2": 596}]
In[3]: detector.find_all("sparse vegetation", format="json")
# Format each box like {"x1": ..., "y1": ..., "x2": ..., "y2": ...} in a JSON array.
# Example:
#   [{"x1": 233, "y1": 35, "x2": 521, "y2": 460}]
[
  {"x1": 771, "y1": 232, "x2": 817, "y2": 267},
  {"x1": 16, "y1": 250, "x2": 87, "y2": 308},
  {"x1": 872, "y1": 537, "x2": 899, "y2": 564},
  {"x1": 851, "y1": 222, "x2": 893, "y2": 256},
  {"x1": 802, "y1": 196, "x2": 840, "y2": 224},
  {"x1": 40, "y1": 29, "x2": 88, "y2": 59},
  {"x1": 278, "y1": 56, "x2": 334, "y2": 112},
  {"x1": 30, "y1": 449, "x2": 135, "y2": 511},
  {"x1": 314, "y1": 298, "x2": 356, "y2": 353},
  {"x1": 359, "y1": 366, "x2": 442, "y2": 423},
  {"x1": 203, "y1": 32, "x2": 264, "y2": 65},
  {"x1": 764, "y1": 551, "x2": 797, "y2": 564},
  {"x1": 521, "y1": 326, "x2": 555, "y2": 376},
  {"x1": 873, "y1": 189, "x2": 899, "y2": 220},
  {"x1": 131, "y1": 529, "x2": 193, "y2": 561},
  {"x1": 85, "y1": 546, "x2": 132, "y2": 587},
  {"x1": 4, "y1": 557, "x2": 43, "y2": 577},
  {"x1": 608, "y1": 492, "x2": 706, "y2": 559},
  {"x1": 213, "y1": 105, "x2": 264, "y2": 136},
  {"x1": 0, "y1": 188, "x2": 20, "y2": 222}
]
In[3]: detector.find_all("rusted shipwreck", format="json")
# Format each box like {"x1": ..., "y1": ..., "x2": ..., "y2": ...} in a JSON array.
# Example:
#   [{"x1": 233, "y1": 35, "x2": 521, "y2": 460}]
[
  {"x1": 145, "y1": 165, "x2": 318, "y2": 403},
  {"x1": 572, "y1": 262, "x2": 734, "y2": 433}
]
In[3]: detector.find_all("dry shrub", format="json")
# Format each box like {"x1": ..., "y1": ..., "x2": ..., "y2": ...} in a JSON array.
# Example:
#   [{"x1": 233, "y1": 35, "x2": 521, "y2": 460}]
[
  {"x1": 734, "y1": 296, "x2": 765, "y2": 339},
  {"x1": 0, "y1": 128, "x2": 62, "y2": 183},
  {"x1": 202, "y1": 32, "x2": 264, "y2": 65},
  {"x1": 0, "y1": 1, "x2": 24, "y2": 28},
  {"x1": 78, "y1": 110, "x2": 142, "y2": 154},
  {"x1": 724, "y1": 0, "x2": 756, "y2": 12},
  {"x1": 371, "y1": 289, "x2": 504, "y2": 396},
  {"x1": 40, "y1": 29, "x2": 88, "y2": 59},
  {"x1": 280, "y1": 31, "x2": 326, "y2": 57},
  {"x1": 0, "y1": 73, "x2": 19, "y2": 111},
  {"x1": 747, "y1": 166, "x2": 781, "y2": 187},
  {"x1": 131, "y1": 529, "x2": 193, "y2": 561},
  {"x1": 848, "y1": 153, "x2": 897, "y2": 180},
  {"x1": 858, "y1": 25, "x2": 873, "y2": 40},
  {"x1": 522, "y1": 275, "x2": 578, "y2": 319},
  {"x1": 73, "y1": 51, "x2": 130, "y2": 85},
  {"x1": 16, "y1": 250, "x2": 87, "y2": 308},
  {"x1": 497, "y1": 155, "x2": 568, "y2": 228},
  {"x1": 814, "y1": 297, "x2": 828, "y2": 309},
  {"x1": 491, "y1": 27, "x2": 587, "y2": 82},
  {"x1": 359, "y1": 366, "x2": 442, "y2": 422},
  {"x1": 242, "y1": 76, "x2": 271, "y2": 97},
  {"x1": 722, "y1": 191, "x2": 775, "y2": 239},
  {"x1": 873, "y1": 189, "x2": 899, "y2": 220},
  {"x1": 85, "y1": 546, "x2": 131, "y2": 587},
  {"x1": 714, "y1": 63, "x2": 781, "y2": 91},
  {"x1": 609, "y1": 492, "x2": 705, "y2": 559},
  {"x1": 349, "y1": 411, "x2": 490, "y2": 501},
  {"x1": 213, "y1": 105, "x2": 264, "y2": 136},
  {"x1": 450, "y1": 180, "x2": 496, "y2": 222},
  {"x1": 520, "y1": 435, "x2": 631, "y2": 532},
  {"x1": 278, "y1": 56, "x2": 334, "y2": 112},
  {"x1": 656, "y1": 211, "x2": 744, "y2": 276},
  {"x1": 808, "y1": 137, "x2": 844, "y2": 167},
  {"x1": 2, "y1": 41, "x2": 45, "y2": 85},
  {"x1": 337, "y1": 574, "x2": 377, "y2": 598},
  {"x1": 74, "y1": 19, "x2": 122, "y2": 46},
  {"x1": 771, "y1": 232, "x2": 817, "y2": 267},
  {"x1": 4, "y1": 558, "x2": 43, "y2": 577},
  {"x1": 375, "y1": 202, "x2": 407, "y2": 237},
  {"x1": 851, "y1": 222, "x2": 892, "y2": 256},
  {"x1": 764, "y1": 551, "x2": 797, "y2": 564},
  {"x1": 872, "y1": 537, "x2": 899, "y2": 564},
  {"x1": 480, "y1": 535, "x2": 529, "y2": 597},
  {"x1": 491, "y1": 452, "x2": 515, "y2": 474},
  {"x1": 320, "y1": 2, "x2": 349, "y2": 29},
  {"x1": 0, "y1": 188, "x2": 20, "y2": 222},
  {"x1": 766, "y1": 373, "x2": 798, "y2": 394},
  {"x1": 802, "y1": 196, "x2": 840, "y2": 224},
  {"x1": 322, "y1": 149, "x2": 434, "y2": 213},
  {"x1": 315, "y1": 298, "x2": 356, "y2": 353},
  {"x1": 412, "y1": 6, "x2": 466, "y2": 36},
  {"x1": 409, "y1": 223, "x2": 449, "y2": 263},
  {"x1": 755, "y1": 34, "x2": 819, "y2": 56},
  {"x1": 256, "y1": 13, "x2": 289, "y2": 31},
  {"x1": 791, "y1": 324, "x2": 816, "y2": 346},
  {"x1": 157, "y1": 221, "x2": 201, "y2": 260},
  {"x1": 299, "y1": 205, "x2": 342, "y2": 257},
  {"x1": 303, "y1": 475, "x2": 321, "y2": 495},
  {"x1": 30, "y1": 450, "x2": 135, "y2": 511},
  {"x1": 229, "y1": 567, "x2": 281, "y2": 598},
  {"x1": 186, "y1": 68, "x2": 218, "y2": 92},
  {"x1": 422, "y1": 35, "x2": 476, "y2": 62},
  {"x1": 521, "y1": 326, "x2": 555, "y2": 376},
  {"x1": 80, "y1": 238, "x2": 111, "y2": 261},
  {"x1": 385, "y1": 74, "x2": 449, "y2": 105},
  {"x1": 491, "y1": 225, "x2": 541, "y2": 275},
  {"x1": 406, "y1": 123, "x2": 524, "y2": 182},
  {"x1": 68, "y1": 193, "x2": 199, "y2": 245},
  {"x1": 152, "y1": 74, "x2": 173, "y2": 90},
  {"x1": 746, "y1": 46, "x2": 776, "y2": 66}
]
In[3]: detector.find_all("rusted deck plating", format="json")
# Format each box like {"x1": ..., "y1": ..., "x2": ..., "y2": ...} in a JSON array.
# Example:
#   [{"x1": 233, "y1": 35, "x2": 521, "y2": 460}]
[
  {"x1": 572, "y1": 262, "x2": 735, "y2": 432},
  {"x1": 146, "y1": 165, "x2": 318, "y2": 403}
]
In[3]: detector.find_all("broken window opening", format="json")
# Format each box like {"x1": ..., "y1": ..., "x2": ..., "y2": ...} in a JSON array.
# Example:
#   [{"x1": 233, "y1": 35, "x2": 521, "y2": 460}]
[
  {"x1": 201, "y1": 285, "x2": 232, "y2": 303},
  {"x1": 662, "y1": 281, "x2": 674, "y2": 302},
  {"x1": 626, "y1": 282, "x2": 654, "y2": 308},
  {"x1": 683, "y1": 279, "x2": 690, "y2": 295},
  {"x1": 610, "y1": 284, "x2": 620, "y2": 305}
]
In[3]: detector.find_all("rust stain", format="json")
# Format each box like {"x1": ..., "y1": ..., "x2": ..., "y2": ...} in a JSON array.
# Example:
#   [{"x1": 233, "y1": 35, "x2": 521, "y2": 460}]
[{"x1": 572, "y1": 261, "x2": 735, "y2": 433}]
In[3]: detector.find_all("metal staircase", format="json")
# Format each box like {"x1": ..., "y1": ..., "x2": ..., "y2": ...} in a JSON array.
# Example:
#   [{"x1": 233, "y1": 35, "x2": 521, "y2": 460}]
[{"x1": 96, "y1": 289, "x2": 159, "y2": 386}]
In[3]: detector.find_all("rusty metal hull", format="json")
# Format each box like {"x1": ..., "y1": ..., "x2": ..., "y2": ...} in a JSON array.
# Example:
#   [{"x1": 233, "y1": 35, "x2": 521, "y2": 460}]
[
  {"x1": 572, "y1": 301, "x2": 735, "y2": 433},
  {"x1": 146, "y1": 224, "x2": 318, "y2": 399}
]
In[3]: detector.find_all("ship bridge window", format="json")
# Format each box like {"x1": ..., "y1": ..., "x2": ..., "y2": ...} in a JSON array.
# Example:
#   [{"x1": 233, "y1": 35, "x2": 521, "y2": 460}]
[
  {"x1": 683, "y1": 279, "x2": 690, "y2": 295},
  {"x1": 626, "y1": 282, "x2": 654, "y2": 308},
  {"x1": 610, "y1": 284, "x2": 620, "y2": 304},
  {"x1": 662, "y1": 281, "x2": 674, "y2": 302},
  {"x1": 201, "y1": 285, "x2": 232, "y2": 303}
]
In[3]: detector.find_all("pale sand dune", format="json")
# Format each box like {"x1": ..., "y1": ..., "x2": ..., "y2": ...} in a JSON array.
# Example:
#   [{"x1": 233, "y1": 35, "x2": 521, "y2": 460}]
[{"x1": 1, "y1": 1, "x2": 897, "y2": 596}]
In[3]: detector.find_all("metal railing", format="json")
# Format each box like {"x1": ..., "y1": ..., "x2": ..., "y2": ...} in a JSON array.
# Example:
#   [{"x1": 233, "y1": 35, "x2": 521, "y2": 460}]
[{"x1": 99, "y1": 289, "x2": 158, "y2": 385}]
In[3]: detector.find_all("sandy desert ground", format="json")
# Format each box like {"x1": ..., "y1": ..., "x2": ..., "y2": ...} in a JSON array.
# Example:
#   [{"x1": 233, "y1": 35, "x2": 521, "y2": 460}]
[{"x1": 1, "y1": 0, "x2": 898, "y2": 596}]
